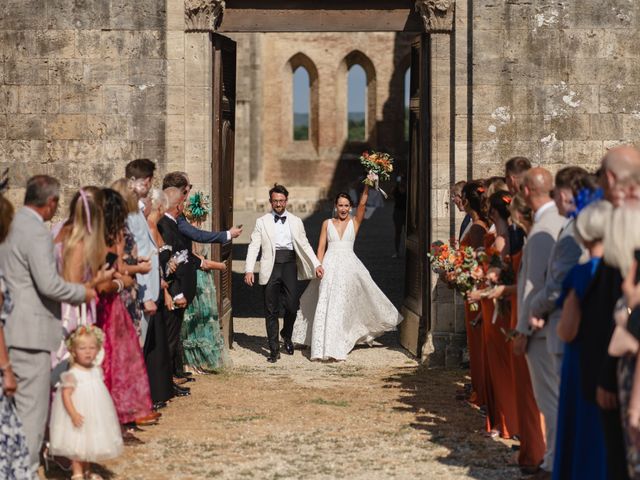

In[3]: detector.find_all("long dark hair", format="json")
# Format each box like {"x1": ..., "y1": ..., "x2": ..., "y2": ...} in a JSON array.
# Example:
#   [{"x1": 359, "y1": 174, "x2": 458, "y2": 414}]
[
  {"x1": 334, "y1": 192, "x2": 353, "y2": 206},
  {"x1": 489, "y1": 191, "x2": 512, "y2": 221},
  {"x1": 462, "y1": 180, "x2": 488, "y2": 220},
  {"x1": 101, "y1": 188, "x2": 128, "y2": 247}
]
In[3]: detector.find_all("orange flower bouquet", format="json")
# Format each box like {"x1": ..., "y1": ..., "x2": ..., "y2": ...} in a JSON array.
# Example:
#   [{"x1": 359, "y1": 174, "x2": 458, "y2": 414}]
[{"x1": 360, "y1": 150, "x2": 394, "y2": 198}]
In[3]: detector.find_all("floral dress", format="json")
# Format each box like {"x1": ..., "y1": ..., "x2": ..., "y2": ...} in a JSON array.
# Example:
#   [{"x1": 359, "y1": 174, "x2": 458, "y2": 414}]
[{"x1": 0, "y1": 270, "x2": 31, "y2": 479}]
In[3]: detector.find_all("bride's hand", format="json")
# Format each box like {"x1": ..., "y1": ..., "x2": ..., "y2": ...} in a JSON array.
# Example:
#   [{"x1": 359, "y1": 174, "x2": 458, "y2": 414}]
[{"x1": 315, "y1": 266, "x2": 324, "y2": 279}]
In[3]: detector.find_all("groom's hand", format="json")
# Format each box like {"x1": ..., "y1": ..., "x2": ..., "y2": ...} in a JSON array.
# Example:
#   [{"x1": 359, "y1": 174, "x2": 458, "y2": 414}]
[
  {"x1": 244, "y1": 272, "x2": 254, "y2": 286},
  {"x1": 315, "y1": 266, "x2": 324, "y2": 279}
]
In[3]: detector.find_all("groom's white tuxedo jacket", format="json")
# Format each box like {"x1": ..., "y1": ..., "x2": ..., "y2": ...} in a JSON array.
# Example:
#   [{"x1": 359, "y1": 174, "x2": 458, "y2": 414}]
[{"x1": 245, "y1": 212, "x2": 321, "y2": 285}]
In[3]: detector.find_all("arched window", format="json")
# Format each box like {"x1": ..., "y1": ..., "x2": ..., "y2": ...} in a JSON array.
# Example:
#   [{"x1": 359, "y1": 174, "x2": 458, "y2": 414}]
[
  {"x1": 337, "y1": 51, "x2": 376, "y2": 146},
  {"x1": 347, "y1": 64, "x2": 367, "y2": 141},
  {"x1": 293, "y1": 67, "x2": 310, "y2": 141}
]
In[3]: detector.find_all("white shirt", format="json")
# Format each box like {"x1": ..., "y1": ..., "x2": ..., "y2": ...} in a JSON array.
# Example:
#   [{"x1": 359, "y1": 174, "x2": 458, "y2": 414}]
[
  {"x1": 24, "y1": 207, "x2": 44, "y2": 223},
  {"x1": 533, "y1": 201, "x2": 555, "y2": 223},
  {"x1": 164, "y1": 212, "x2": 177, "y2": 223},
  {"x1": 273, "y1": 210, "x2": 293, "y2": 250}
]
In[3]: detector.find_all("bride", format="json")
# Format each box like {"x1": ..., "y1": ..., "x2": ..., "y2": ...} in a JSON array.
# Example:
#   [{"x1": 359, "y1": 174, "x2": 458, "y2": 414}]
[{"x1": 292, "y1": 185, "x2": 403, "y2": 361}]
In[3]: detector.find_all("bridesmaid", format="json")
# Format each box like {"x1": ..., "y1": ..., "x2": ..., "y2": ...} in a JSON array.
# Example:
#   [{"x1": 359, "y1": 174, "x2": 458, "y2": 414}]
[
  {"x1": 469, "y1": 191, "x2": 519, "y2": 439},
  {"x1": 459, "y1": 180, "x2": 490, "y2": 408},
  {"x1": 507, "y1": 193, "x2": 546, "y2": 473}
]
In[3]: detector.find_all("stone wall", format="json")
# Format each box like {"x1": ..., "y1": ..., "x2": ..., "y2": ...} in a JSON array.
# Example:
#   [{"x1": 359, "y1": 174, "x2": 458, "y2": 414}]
[{"x1": 0, "y1": 0, "x2": 167, "y2": 209}]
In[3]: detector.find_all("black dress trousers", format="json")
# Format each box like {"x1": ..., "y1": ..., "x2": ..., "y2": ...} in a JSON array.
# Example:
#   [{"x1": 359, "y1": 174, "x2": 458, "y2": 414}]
[
  {"x1": 143, "y1": 305, "x2": 173, "y2": 403},
  {"x1": 264, "y1": 249, "x2": 298, "y2": 353},
  {"x1": 165, "y1": 306, "x2": 186, "y2": 376}
]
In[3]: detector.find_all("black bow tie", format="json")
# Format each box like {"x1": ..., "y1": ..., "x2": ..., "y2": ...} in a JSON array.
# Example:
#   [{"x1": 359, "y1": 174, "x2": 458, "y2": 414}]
[{"x1": 274, "y1": 215, "x2": 287, "y2": 224}]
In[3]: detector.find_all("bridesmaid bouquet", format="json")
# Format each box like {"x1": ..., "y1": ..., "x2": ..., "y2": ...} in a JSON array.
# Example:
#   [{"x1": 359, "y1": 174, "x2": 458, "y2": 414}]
[
  {"x1": 428, "y1": 241, "x2": 483, "y2": 310},
  {"x1": 360, "y1": 150, "x2": 394, "y2": 198},
  {"x1": 475, "y1": 248, "x2": 515, "y2": 327}
]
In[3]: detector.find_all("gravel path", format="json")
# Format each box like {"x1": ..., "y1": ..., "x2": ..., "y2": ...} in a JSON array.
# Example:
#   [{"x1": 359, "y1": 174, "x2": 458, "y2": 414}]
[{"x1": 44, "y1": 206, "x2": 520, "y2": 479}]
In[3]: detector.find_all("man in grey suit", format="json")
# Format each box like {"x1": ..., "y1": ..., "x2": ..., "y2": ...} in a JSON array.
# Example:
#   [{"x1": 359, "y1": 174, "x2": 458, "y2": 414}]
[
  {"x1": 0, "y1": 176, "x2": 96, "y2": 476},
  {"x1": 529, "y1": 167, "x2": 592, "y2": 375},
  {"x1": 514, "y1": 167, "x2": 566, "y2": 476}
]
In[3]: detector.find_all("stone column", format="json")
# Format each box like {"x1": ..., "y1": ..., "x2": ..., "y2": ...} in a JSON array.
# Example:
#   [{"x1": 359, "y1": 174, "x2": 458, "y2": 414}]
[{"x1": 414, "y1": 1, "x2": 465, "y2": 367}]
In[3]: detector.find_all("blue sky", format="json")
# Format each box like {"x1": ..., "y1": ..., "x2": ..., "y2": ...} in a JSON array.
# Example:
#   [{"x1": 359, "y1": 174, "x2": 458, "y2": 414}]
[{"x1": 293, "y1": 65, "x2": 411, "y2": 114}]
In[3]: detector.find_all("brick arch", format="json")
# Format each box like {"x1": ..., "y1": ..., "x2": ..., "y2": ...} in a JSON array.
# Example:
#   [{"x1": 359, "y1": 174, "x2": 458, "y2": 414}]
[
  {"x1": 282, "y1": 52, "x2": 320, "y2": 151},
  {"x1": 336, "y1": 50, "x2": 377, "y2": 146}
]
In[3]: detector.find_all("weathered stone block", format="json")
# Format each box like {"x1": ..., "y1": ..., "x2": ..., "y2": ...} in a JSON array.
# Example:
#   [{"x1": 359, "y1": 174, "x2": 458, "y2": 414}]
[
  {"x1": 591, "y1": 114, "x2": 624, "y2": 139},
  {"x1": 0, "y1": 86, "x2": 19, "y2": 114},
  {"x1": 110, "y1": 0, "x2": 166, "y2": 30},
  {"x1": 36, "y1": 30, "x2": 75, "y2": 58},
  {"x1": 166, "y1": 86, "x2": 185, "y2": 115},
  {"x1": 60, "y1": 84, "x2": 102, "y2": 113},
  {"x1": 166, "y1": 115, "x2": 184, "y2": 141},
  {"x1": 563, "y1": 140, "x2": 604, "y2": 166},
  {"x1": 167, "y1": 59, "x2": 185, "y2": 85},
  {"x1": 130, "y1": 114, "x2": 165, "y2": 141},
  {"x1": 83, "y1": 59, "x2": 130, "y2": 85},
  {"x1": 0, "y1": 140, "x2": 46, "y2": 164},
  {"x1": 0, "y1": 115, "x2": 6, "y2": 140},
  {"x1": 102, "y1": 140, "x2": 141, "y2": 163},
  {"x1": 7, "y1": 114, "x2": 45, "y2": 140},
  {"x1": 166, "y1": 31, "x2": 185, "y2": 60},
  {"x1": 0, "y1": 0, "x2": 47, "y2": 30},
  {"x1": 46, "y1": 139, "x2": 103, "y2": 165},
  {"x1": 103, "y1": 86, "x2": 134, "y2": 115},
  {"x1": 128, "y1": 59, "x2": 167, "y2": 85},
  {"x1": 49, "y1": 59, "x2": 84, "y2": 85},
  {"x1": 0, "y1": 30, "x2": 36, "y2": 60},
  {"x1": 18, "y1": 86, "x2": 59, "y2": 114},
  {"x1": 85, "y1": 115, "x2": 130, "y2": 140},
  {"x1": 45, "y1": 114, "x2": 88, "y2": 140},
  {"x1": 46, "y1": 0, "x2": 109, "y2": 30},
  {"x1": 130, "y1": 85, "x2": 166, "y2": 114},
  {"x1": 3, "y1": 58, "x2": 49, "y2": 85},
  {"x1": 74, "y1": 31, "x2": 102, "y2": 59}
]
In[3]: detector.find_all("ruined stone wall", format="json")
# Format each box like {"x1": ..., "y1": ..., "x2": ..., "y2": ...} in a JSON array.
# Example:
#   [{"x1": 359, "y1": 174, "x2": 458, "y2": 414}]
[
  {"x1": 232, "y1": 32, "x2": 413, "y2": 213},
  {"x1": 0, "y1": 0, "x2": 167, "y2": 208}
]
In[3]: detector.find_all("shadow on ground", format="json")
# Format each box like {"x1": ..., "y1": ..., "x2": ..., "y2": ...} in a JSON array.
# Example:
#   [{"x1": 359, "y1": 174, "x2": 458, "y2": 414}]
[{"x1": 383, "y1": 365, "x2": 517, "y2": 479}]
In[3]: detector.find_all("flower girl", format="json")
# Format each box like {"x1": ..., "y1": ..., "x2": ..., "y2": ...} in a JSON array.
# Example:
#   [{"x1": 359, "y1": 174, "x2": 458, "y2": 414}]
[{"x1": 49, "y1": 325, "x2": 123, "y2": 480}]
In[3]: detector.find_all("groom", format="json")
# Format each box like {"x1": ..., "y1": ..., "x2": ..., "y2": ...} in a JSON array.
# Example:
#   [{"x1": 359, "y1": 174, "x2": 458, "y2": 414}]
[{"x1": 244, "y1": 184, "x2": 324, "y2": 362}]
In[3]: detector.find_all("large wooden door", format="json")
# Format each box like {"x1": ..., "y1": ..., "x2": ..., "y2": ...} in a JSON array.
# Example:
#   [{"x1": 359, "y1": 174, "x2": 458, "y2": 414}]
[
  {"x1": 210, "y1": 33, "x2": 237, "y2": 348},
  {"x1": 399, "y1": 34, "x2": 431, "y2": 357}
]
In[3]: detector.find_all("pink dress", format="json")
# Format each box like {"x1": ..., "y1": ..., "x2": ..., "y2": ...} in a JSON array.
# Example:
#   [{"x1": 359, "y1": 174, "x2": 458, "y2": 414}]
[{"x1": 97, "y1": 292, "x2": 152, "y2": 424}]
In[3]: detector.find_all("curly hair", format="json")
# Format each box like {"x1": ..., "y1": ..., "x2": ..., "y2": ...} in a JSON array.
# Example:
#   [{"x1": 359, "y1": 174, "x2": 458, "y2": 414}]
[
  {"x1": 101, "y1": 188, "x2": 128, "y2": 247},
  {"x1": 462, "y1": 180, "x2": 488, "y2": 220}
]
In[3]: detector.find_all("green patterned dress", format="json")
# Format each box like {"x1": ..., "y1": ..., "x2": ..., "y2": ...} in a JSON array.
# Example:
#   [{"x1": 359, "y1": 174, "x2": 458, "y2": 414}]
[{"x1": 181, "y1": 269, "x2": 230, "y2": 372}]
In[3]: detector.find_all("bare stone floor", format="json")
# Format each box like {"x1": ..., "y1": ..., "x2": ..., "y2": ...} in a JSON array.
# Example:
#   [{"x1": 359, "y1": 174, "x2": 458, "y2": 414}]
[{"x1": 45, "y1": 206, "x2": 517, "y2": 479}]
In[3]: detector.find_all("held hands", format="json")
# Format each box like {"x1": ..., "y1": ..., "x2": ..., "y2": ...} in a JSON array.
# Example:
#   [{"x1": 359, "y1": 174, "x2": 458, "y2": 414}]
[
  {"x1": 512, "y1": 333, "x2": 528, "y2": 356},
  {"x1": 174, "y1": 297, "x2": 187, "y2": 309},
  {"x1": 244, "y1": 272, "x2": 254, "y2": 287},
  {"x1": 315, "y1": 266, "x2": 325, "y2": 279},
  {"x1": 143, "y1": 299, "x2": 157, "y2": 315},
  {"x1": 529, "y1": 316, "x2": 546, "y2": 331}
]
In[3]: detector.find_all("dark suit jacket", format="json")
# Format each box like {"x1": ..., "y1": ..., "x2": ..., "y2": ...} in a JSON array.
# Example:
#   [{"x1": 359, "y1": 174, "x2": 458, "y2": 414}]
[
  {"x1": 177, "y1": 214, "x2": 228, "y2": 244},
  {"x1": 157, "y1": 215, "x2": 200, "y2": 305}
]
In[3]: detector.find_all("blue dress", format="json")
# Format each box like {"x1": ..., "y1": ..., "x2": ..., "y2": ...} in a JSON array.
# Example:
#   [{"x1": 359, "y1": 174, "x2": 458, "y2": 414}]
[
  {"x1": 552, "y1": 257, "x2": 608, "y2": 480},
  {"x1": 0, "y1": 271, "x2": 31, "y2": 479}
]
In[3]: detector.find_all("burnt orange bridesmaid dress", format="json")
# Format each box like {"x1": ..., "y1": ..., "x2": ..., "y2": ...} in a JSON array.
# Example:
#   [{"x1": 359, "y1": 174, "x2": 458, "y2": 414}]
[
  {"x1": 510, "y1": 250, "x2": 546, "y2": 467},
  {"x1": 461, "y1": 222, "x2": 488, "y2": 407}
]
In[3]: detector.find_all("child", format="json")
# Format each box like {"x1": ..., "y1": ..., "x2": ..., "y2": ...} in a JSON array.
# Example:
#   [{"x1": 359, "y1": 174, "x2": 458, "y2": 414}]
[{"x1": 49, "y1": 325, "x2": 123, "y2": 480}]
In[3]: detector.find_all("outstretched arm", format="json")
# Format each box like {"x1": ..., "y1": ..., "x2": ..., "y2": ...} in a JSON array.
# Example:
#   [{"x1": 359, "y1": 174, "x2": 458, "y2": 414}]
[
  {"x1": 317, "y1": 220, "x2": 329, "y2": 264},
  {"x1": 177, "y1": 214, "x2": 240, "y2": 243},
  {"x1": 354, "y1": 185, "x2": 369, "y2": 228}
]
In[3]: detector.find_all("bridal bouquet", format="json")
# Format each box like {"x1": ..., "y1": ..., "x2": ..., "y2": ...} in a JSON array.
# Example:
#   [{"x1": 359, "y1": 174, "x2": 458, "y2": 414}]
[{"x1": 360, "y1": 150, "x2": 394, "y2": 198}]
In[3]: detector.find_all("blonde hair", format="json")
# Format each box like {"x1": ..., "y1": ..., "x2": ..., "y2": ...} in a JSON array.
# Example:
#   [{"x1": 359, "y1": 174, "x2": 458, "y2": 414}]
[
  {"x1": 62, "y1": 188, "x2": 106, "y2": 279},
  {"x1": 149, "y1": 188, "x2": 169, "y2": 211},
  {"x1": 509, "y1": 192, "x2": 532, "y2": 232},
  {"x1": 65, "y1": 325, "x2": 104, "y2": 363},
  {"x1": 110, "y1": 178, "x2": 138, "y2": 214},
  {"x1": 603, "y1": 204, "x2": 640, "y2": 275},
  {"x1": 575, "y1": 200, "x2": 612, "y2": 244}
]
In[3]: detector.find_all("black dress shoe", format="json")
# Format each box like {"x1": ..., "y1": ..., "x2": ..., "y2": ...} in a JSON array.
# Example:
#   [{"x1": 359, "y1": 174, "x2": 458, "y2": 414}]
[
  {"x1": 172, "y1": 385, "x2": 191, "y2": 397},
  {"x1": 283, "y1": 338, "x2": 294, "y2": 355},
  {"x1": 267, "y1": 352, "x2": 281, "y2": 363},
  {"x1": 153, "y1": 401, "x2": 167, "y2": 410}
]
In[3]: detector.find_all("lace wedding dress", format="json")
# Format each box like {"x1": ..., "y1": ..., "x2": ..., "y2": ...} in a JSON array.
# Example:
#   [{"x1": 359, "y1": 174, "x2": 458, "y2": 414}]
[{"x1": 292, "y1": 218, "x2": 402, "y2": 360}]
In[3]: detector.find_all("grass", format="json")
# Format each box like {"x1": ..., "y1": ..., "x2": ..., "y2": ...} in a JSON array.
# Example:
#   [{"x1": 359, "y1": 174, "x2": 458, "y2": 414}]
[{"x1": 311, "y1": 397, "x2": 350, "y2": 407}]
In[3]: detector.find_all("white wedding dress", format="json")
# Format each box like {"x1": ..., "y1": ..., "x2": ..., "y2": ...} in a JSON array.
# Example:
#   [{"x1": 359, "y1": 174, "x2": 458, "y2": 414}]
[{"x1": 292, "y1": 218, "x2": 402, "y2": 360}]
